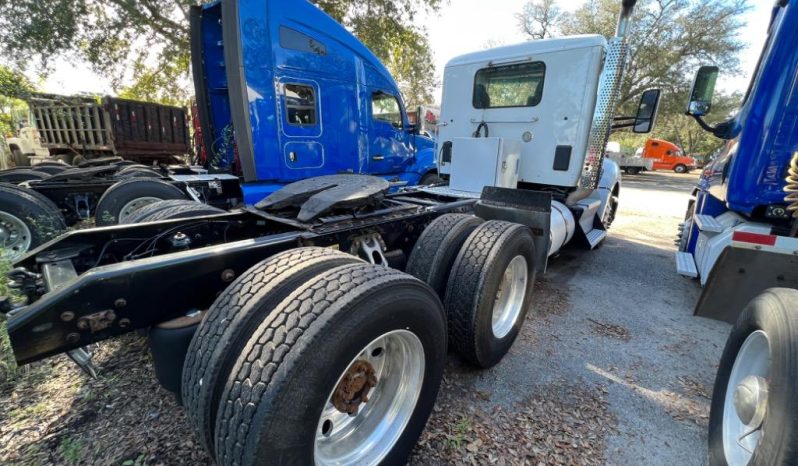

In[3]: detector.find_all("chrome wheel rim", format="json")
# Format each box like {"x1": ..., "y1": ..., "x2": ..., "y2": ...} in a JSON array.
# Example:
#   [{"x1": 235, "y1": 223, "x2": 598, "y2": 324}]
[
  {"x1": 0, "y1": 211, "x2": 32, "y2": 259},
  {"x1": 492, "y1": 255, "x2": 528, "y2": 339},
  {"x1": 723, "y1": 330, "x2": 770, "y2": 466},
  {"x1": 314, "y1": 329, "x2": 425, "y2": 466},
  {"x1": 119, "y1": 197, "x2": 160, "y2": 223}
]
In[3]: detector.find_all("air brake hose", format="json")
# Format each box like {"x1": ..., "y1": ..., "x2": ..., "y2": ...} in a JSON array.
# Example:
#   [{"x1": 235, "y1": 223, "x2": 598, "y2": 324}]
[{"x1": 473, "y1": 121, "x2": 489, "y2": 138}]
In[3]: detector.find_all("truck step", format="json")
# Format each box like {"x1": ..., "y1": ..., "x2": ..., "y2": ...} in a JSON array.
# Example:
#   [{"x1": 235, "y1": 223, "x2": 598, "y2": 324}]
[
  {"x1": 694, "y1": 214, "x2": 724, "y2": 233},
  {"x1": 675, "y1": 251, "x2": 698, "y2": 278},
  {"x1": 585, "y1": 228, "x2": 607, "y2": 249}
]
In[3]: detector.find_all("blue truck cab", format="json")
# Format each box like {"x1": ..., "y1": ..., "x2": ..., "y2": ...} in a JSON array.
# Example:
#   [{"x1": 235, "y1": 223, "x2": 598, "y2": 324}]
[
  {"x1": 190, "y1": 0, "x2": 438, "y2": 204},
  {"x1": 676, "y1": 0, "x2": 798, "y2": 321}
]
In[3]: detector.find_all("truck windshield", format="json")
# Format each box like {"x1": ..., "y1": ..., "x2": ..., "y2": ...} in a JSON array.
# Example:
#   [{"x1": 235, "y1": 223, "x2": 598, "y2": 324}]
[{"x1": 473, "y1": 62, "x2": 546, "y2": 109}]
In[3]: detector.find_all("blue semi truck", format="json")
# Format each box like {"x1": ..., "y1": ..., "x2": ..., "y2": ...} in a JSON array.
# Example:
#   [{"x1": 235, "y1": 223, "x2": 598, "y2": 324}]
[
  {"x1": 0, "y1": 0, "x2": 440, "y2": 259},
  {"x1": 191, "y1": 0, "x2": 440, "y2": 204},
  {"x1": 675, "y1": 1, "x2": 798, "y2": 464}
]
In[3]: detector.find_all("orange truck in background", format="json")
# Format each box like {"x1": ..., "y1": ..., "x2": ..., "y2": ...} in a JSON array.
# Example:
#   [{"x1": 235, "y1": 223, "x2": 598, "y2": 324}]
[{"x1": 640, "y1": 138, "x2": 696, "y2": 173}]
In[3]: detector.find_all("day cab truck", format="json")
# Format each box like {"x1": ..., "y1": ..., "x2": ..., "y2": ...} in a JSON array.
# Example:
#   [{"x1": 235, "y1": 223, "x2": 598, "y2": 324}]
[
  {"x1": 641, "y1": 138, "x2": 695, "y2": 173},
  {"x1": 605, "y1": 141, "x2": 654, "y2": 175},
  {"x1": 675, "y1": 1, "x2": 798, "y2": 464},
  {"x1": 2, "y1": 1, "x2": 659, "y2": 464}
]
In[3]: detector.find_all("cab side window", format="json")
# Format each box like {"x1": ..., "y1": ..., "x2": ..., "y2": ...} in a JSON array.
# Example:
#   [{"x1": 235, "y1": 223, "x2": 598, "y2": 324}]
[
  {"x1": 279, "y1": 26, "x2": 327, "y2": 56},
  {"x1": 372, "y1": 92, "x2": 403, "y2": 128},
  {"x1": 285, "y1": 83, "x2": 317, "y2": 126}
]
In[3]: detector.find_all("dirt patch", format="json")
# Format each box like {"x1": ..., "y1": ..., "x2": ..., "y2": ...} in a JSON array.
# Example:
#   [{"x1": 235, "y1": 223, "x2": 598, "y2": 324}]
[
  {"x1": 410, "y1": 375, "x2": 616, "y2": 465},
  {"x1": 530, "y1": 277, "x2": 570, "y2": 317},
  {"x1": 660, "y1": 390, "x2": 710, "y2": 427},
  {"x1": 677, "y1": 376, "x2": 711, "y2": 400},
  {"x1": 0, "y1": 335, "x2": 211, "y2": 466},
  {"x1": 588, "y1": 318, "x2": 631, "y2": 341}
]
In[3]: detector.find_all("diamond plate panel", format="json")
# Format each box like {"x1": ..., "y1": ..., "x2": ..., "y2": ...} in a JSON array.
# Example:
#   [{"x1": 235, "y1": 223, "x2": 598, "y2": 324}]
[{"x1": 579, "y1": 39, "x2": 629, "y2": 190}]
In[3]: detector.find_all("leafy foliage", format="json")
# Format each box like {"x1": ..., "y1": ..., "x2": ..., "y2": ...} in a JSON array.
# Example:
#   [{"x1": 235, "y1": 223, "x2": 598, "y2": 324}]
[
  {"x1": 0, "y1": 66, "x2": 35, "y2": 136},
  {"x1": 516, "y1": 0, "x2": 751, "y2": 156},
  {"x1": 0, "y1": 0, "x2": 440, "y2": 106}
]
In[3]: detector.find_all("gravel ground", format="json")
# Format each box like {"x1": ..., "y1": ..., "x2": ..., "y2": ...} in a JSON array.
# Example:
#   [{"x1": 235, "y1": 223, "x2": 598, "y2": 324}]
[{"x1": 0, "y1": 171, "x2": 730, "y2": 465}]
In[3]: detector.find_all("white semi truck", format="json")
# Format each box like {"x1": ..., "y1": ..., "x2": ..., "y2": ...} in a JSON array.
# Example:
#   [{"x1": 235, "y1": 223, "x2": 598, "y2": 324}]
[
  {"x1": 429, "y1": 13, "x2": 660, "y2": 266},
  {"x1": 3, "y1": 1, "x2": 660, "y2": 464}
]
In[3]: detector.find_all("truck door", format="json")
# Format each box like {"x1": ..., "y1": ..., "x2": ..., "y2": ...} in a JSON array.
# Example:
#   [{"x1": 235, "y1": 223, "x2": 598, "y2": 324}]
[
  {"x1": 277, "y1": 79, "x2": 327, "y2": 181},
  {"x1": 368, "y1": 90, "x2": 413, "y2": 175}
]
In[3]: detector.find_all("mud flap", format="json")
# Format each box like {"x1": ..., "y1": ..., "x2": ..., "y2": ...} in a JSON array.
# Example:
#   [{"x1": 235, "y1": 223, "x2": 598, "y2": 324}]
[
  {"x1": 474, "y1": 186, "x2": 551, "y2": 273},
  {"x1": 695, "y1": 247, "x2": 798, "y2": 323}
]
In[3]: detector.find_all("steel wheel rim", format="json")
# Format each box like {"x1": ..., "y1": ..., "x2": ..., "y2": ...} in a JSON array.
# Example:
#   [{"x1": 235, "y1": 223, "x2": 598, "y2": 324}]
[
  {"x1": 119, "y1": 197, "x2": 161, "y2": 223},
  {"x1": 314, "y1": 329, "x2": 425, "y2": 466},
  {"x1": 723, "y1": 330, "x2": 770, "y2": 466},
  {"x1": 492, "y1": 255, "x2": 528, "y2": 339},
  {"x1": 0, "y1": 211, "x2": 32, "y2": 259}
]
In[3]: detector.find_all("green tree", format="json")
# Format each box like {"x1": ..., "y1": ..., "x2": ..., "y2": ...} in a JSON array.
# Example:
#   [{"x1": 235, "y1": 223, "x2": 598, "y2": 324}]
[
  {"x1": 516, "y1": 0, "x2": 751, "y2": 156},
  {"x1": 0, "y1": 0, "x2": 440, "y2": 106},
  {"x1": 0, "y1": 66, "x2": 35, "y2": 136},
  {"x1": 516, "y1": 0, "x2": 561, "y2": 40}
]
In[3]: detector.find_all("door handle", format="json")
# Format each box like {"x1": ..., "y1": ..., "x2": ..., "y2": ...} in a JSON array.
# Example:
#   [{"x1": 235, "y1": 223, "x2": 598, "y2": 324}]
[{"x1": 372, "y1": 155, "x2": 385, "y2": 161}]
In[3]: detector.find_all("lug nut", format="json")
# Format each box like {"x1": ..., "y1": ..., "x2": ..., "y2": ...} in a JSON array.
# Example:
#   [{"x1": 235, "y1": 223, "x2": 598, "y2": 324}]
[
  {"x1": 221, "y1": 269, "x2": 236, "y2": 282},
  {"x1": 61, "y1": 311, "x2": 75, "y2": 322},
  {"x1": 66, "y1": 333, "x2": 80, "y2": 344},
  {"x1": 114, "y1": 298, "x2": 127, "y2": 309},
  {"x1": 119, "y1": 318, "x2": 131, "y2": 328}
]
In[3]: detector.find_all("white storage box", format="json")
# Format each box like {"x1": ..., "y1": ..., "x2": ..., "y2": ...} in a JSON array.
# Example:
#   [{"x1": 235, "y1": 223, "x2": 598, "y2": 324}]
[{"x1": 449, "y1": 137, "x2": 520, "y2": 194}]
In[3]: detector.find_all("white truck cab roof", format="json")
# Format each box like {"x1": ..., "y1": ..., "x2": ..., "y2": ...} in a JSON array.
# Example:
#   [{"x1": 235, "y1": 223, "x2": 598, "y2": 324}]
[
  {"x1": 445, "y1": 35, "x2": 607, "y2": 68},
  {"x1": 438, "y1": 35, "x2": 607, "y2": 189}
]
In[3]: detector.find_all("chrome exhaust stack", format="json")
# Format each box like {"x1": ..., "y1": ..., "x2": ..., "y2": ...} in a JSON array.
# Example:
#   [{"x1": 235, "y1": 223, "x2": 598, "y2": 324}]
[{"x1": 571, "y1": 0, "x2": 637, "y2": 201}]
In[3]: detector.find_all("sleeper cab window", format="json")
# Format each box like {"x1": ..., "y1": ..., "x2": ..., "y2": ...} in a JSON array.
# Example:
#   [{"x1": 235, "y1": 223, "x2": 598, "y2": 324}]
[
  {"x1": 285, "y1": 84, "x2": 317, "y2": 126},
  {"x1": 473, "y1": 61, "x2": 546, "y2": 109},
  {"x1": 372, "y1": 92, "x2": 403, "y2": 128},
  {"x1": 279, "y1": 26, "x2": 327, "y2": 56}
]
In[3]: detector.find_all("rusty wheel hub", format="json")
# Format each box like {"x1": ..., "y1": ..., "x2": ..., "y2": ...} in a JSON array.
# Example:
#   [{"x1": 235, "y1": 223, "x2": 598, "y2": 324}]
[{"x1": 331, "y1": 359, "x2": 378, "y2": 415}]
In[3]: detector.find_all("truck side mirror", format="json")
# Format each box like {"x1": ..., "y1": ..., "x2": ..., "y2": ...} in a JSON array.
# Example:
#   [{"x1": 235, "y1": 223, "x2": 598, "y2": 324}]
[
  {"x1": 633, "y1": 89, "x2": 660, "y2": 134},
  {"x1": 687, "y1": 66, "x2": 719, "y2": 117}
]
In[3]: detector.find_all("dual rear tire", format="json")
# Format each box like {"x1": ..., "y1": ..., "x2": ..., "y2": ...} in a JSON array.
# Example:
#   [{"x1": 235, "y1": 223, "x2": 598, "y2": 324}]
[
  {"x1": 95, "y1": 178, "x2": 187, "y2": 226},
  {"x1": 408, "y1": 214, "x2": 537, "y2": 367},
  {"x1": 182, "y1": 248, "x2": 447, "y2": 466},
  {"x1": 0, "y1": 183, "x2": 66, "y2": 259},
  {"x1": 181, "y1": 214, "x2": 537, "y2": 465}
]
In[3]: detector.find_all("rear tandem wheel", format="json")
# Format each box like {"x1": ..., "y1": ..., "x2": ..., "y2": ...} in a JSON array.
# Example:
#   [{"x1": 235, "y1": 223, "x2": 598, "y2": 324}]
[{"x1": 211, "y1": 261, "x2": 447, "y2": 466}]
